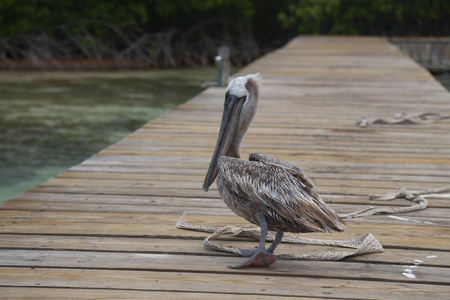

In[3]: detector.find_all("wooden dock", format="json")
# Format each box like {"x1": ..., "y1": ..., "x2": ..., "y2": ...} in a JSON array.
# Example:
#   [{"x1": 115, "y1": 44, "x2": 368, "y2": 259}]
[{"x1": 1, "y1": 36, "x2": 449, "y2": 299}]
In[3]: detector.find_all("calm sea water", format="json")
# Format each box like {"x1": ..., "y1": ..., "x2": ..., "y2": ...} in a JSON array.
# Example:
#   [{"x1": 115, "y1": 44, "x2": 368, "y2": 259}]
[
  {"x1": 0, "y1": 68, "x2": 219, "y2": 202},
  {"x1": 435, "y1": 73, "x2": 450, "y2": 91}
]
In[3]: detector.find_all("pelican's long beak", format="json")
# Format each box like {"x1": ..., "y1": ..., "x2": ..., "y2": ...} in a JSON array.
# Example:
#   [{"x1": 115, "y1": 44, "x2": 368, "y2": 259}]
[{"x1": 203, "y1": 94, "x2": 245, "y2": 191}]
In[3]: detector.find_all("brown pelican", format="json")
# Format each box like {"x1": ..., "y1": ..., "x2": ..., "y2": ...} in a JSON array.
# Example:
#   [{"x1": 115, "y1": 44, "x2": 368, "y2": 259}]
[{"x1": 203, "y1": 73, "x2": 345, "y2": 269}]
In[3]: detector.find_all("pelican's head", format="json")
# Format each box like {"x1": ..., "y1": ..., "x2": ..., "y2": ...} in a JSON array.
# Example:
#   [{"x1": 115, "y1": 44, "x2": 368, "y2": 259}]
[{"x1": 203, "y1": 73, "x2": 261, "y2": 191}]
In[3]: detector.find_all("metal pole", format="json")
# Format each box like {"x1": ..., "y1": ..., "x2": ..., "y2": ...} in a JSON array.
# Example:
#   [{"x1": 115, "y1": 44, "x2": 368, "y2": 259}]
[{"x1": 216, "y1": 46, "x2": 230, "y2": 87}]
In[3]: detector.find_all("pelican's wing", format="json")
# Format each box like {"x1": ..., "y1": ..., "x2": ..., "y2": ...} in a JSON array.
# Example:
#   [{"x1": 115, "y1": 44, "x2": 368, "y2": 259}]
[
  {"x1": 249, "y1": 152, "x2": 320, "y2": 200},
  {"x1": 219, "y1": 155, "x2": 344, "y2": 233}
]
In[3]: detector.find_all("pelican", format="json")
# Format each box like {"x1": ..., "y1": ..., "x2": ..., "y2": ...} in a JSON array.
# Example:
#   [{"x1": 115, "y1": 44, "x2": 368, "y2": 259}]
[{"x1": 203, "y1": 73, "x2": 345, "y2": 269}]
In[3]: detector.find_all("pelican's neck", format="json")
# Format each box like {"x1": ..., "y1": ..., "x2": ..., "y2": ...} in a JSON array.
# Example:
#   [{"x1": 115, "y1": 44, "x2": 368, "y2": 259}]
[{"x1": 227, "y1": 78, "x2": 259, "y2": 158}]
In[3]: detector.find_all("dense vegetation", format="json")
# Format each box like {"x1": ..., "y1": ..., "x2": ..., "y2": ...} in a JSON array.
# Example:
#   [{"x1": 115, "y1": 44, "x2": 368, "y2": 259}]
[{"x1": 1, "y1": 0, "x2": 449, "y2": 69}]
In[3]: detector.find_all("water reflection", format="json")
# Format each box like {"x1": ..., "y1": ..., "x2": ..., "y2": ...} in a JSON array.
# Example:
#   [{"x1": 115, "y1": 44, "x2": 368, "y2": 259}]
[{"x1": 0, "y1": 68, "x2": 217, "y2": 202}]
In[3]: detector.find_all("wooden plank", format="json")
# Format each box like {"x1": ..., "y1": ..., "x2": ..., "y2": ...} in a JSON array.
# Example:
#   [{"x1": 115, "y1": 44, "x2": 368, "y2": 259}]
[
  {"x1": 8, "y1": 191, "x2": 450, "y2": 209},
  {"x1": 1, "y1": 267, "x2": 449, "y2": 300},
  {"x1": 0, "y1": 287, "x2": 306, "y2": 300},
  {"x1": 69, "y1": 162, "x2": 450, "y2": 177},
  {"x1": 1, "y1": 234, "x2": 449, "y2": 267},
  {"x1": 1, "y1": 200, "x2": 448, "y2": 230},
  {"x1": 55, "y1": 171, "x2": 450, "y2": 186},
  {"x1": 22, "y1": 185, "x2": 448, "y2": 204},
  {"x1": 38, "y1": 177, "x2": 450, "y2": 193},
  {"x1": 0, "y1": 288, "x2": 306, "y2": 300},
  {"x1": 1, "y1": 250, "x2": 449, "y2": 285},
  {"x1": 2, "y1": 202, "x2": 448, "y2": 227},
  {"x1": 0, "y1": 211, "x2": 448, "y2": 250},
  {"x1": 75, "y1": 155, "x2": 450, "y2": 175}
]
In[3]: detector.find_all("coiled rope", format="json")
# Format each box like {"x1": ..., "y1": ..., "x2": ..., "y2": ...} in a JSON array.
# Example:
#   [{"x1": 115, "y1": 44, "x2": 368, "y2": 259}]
[{"x1": 357, "y1": 112, "x2": 450, "y2": 127}]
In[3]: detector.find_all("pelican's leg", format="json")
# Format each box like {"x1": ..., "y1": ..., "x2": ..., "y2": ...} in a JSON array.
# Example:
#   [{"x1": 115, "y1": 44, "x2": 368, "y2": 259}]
[
  {"x1": 229, "y1": 215, "x2": 277, "y2": 269},
  {"x1": 267, "y1": 232, "x2": 284, "y2": 254}
]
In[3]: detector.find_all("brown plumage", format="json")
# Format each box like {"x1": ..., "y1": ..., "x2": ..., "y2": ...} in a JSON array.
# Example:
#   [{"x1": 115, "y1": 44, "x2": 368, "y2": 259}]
[
  {"x1": 218, "y1": 153, "x2": 344, "y2": 233},
  {"x1": 203, "y1": 73, "x2": 345, "y2": 268}
]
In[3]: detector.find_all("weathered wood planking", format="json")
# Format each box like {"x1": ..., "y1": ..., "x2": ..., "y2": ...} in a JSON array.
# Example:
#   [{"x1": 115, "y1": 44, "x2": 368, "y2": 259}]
[{"x1": 1, "y1": 36, "x2": 449, "y2": 299}]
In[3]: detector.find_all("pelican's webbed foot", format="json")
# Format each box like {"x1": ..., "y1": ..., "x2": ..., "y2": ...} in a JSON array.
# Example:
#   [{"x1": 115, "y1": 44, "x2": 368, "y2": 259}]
[{"x1": 229, "y1": 249, "x2": 277, "y2": 269}]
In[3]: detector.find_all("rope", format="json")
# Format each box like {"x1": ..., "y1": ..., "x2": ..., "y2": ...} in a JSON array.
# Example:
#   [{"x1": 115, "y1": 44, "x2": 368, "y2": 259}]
[
  {"x1": 176, "y1": 220, "x2": 384, "y2": 261},
  {"x1": 357, "y1": 112, "x2": 450, "y2": 127},
  {"x1": 339, "y1": 186, "x2": 449, "y2": 219},
  {"x1": 176, "y1": 186, "x2": 449, "y2": 262}
]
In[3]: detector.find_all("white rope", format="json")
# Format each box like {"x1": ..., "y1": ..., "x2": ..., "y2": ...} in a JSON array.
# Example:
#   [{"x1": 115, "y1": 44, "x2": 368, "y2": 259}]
[
  {"x1": 176, "y1": 220, "x2": 384, "y2": 261},
  {"x1": 357, "y1": 112, "x2": 450, "y2": 127},
  {"x1": 340, "y1": 186, "x2": 439, "y2": 219}
]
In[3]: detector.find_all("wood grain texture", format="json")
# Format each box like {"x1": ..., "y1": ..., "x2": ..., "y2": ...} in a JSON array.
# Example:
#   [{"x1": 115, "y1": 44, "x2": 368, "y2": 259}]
[{"x1": 0, "y1": 36, "x2": 449, "y2": 299}]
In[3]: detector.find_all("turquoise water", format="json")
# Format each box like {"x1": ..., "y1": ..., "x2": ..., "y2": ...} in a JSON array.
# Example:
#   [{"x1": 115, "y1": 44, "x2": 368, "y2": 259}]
[
  {"x1": 0, "y1": 68, "x2": 218, "y2": 202},
  {"x1": 435, "y1": 73, "x2": 450, "y2": 92}
]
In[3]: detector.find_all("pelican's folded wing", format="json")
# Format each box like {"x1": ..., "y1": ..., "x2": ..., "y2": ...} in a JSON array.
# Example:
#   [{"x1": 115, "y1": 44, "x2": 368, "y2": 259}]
[{"x1": 219, "y1": 155, "x2": 344, "y2": 233}]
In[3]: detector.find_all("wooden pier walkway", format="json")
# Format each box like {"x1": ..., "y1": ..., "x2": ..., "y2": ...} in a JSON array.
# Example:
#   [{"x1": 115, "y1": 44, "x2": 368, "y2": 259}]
[{"x1": 1, "y1": 36, "x2": 450, "y2": 299}]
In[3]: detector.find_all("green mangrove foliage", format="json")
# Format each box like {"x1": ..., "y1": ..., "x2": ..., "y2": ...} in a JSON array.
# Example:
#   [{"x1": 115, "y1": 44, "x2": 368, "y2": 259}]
[{"x1": 0, "y1": 0, "x2": 448, "y2": 69}]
